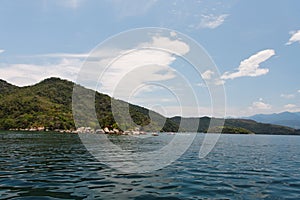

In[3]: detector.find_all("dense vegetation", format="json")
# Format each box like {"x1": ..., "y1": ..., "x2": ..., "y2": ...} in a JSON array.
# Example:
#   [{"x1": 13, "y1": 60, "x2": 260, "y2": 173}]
[
  {"x1": 0, "y1": 77, "x2": 299, "y2": 135},
  {"x1": 0, "y1": 78, "x2": 178, "y2": 132}
]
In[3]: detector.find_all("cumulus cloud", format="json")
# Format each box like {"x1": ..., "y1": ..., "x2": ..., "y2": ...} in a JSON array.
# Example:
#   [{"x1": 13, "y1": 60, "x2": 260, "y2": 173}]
[
  {"x1": 200, "y1": 70, "x2": 224, "y2": 86},
  {"x1": 221, "y1": 49, "x2": 275, "y2": 80},
  {"x1": 0, "y1": 58, "x2": 82, "y2": 86},
  {"x1": 0, "y1": 49, "x2": 4, "y2": 54},
  {"x1": 198, "y1": 14, "x2": 229, "y2": 29},
  {"x1": 286, "y1": 30, "x2": 300, "y2": 45},
  {"x1": 101, "y1": 51, "x2": 177, "y2": 97},
  {"x1": 0, "y1": 35, "x2": 190, "y2": 101},
  {"x1": 95, "y1": 36, "x2": 190, "y2": 98},
  {"x1": 250, "y1": 99, "x2": 271, "y2": 110},
  {"x1": 67, "y1": 34, "x2": 190, "y2": 100}
]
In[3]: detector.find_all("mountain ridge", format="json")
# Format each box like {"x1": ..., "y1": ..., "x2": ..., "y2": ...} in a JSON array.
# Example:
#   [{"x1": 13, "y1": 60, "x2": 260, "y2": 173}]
[
  {"x1": 245, "y1": 111, "x2": 300, "y2": 129},
  {"x1": 0, "y1": 77, "x2": 178, "y2": 132},
  {"x1": 0, "y1": 77, "x2": 299, "y2": 135}
]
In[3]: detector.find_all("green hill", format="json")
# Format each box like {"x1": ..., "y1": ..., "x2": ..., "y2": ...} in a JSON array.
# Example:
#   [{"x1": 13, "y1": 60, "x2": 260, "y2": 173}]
[
  {"x1": 0, "y1": 77, "x2": 299, "y2": 135},
  {"x1": 0, "y1": 79, "x2": 18, "y2": 96},
  {"x1": 0, "y1": 77, "x2": 178, "y2": 131}
]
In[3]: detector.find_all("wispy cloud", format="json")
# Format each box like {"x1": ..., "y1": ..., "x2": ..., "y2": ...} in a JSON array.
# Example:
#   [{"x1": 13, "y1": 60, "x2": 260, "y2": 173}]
[
  {"x1": 63, "y1": 0, "x2": 85, "y2": 9},
  {"x1": 196, "y1": 82, "x2": 207, "y2": 88},
  {"x1": 250, "y1": 99, "x2": 272, "y2": 110},
  {"x1": 284, "y1": 104, "x2": 296, "y2": 109},
  {"x1": 95, "y1": 35, "x2": 190, "y2": 98},
  {"x1": 0, "y1": 49, "x2": 5, "y2": 54},
  {"x1": 286, "y1": 30, "x2": 300, "y2": 45},
  {"x1": 197, "y1": 14, "x2": 229, "y2": 29},
  {"x1": 221, "y1": 49, "x2": 275, "y2": 80},
  {"x1": 280, "y1": 93, "x2": 295, "y2": 99},
  {"x1": 153, "y1": 105, "x2": 212, "y2": 118},
  {"x1": 32, "y1": 52, "x2": 89, "y2": 59},
  {"x1": 214, "y1": 78, "x2": 225, "y2": 86},
  {"x1": 283, "y1": 104, "x2": 300, "y2": 112},
  {"x1": 42, "y1": 0, "x2": 85, "y2": 10},
  {"x1": 280, "y1": 90, "x2": 300, "y2": 99}
]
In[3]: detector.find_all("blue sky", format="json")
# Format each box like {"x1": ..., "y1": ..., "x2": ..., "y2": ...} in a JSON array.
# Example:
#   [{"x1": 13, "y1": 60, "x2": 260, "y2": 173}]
[{"x1": 0, "y1": 0, "x2": 300, "y2": 117}]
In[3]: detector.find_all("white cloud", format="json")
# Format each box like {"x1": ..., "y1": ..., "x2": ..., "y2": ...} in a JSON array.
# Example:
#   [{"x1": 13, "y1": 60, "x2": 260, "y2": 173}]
[
  {"x1": 140, "y1": 36, "x2": 190, "y2": 56},
  {"x1": 96, "y1": 36, "x2": 190, "y2": 98},
  {"x1": 198, "y1": 14, "x2": 229, "y2": 29},
  {"x1": 0, "y1": 49, "x2": 4, "y2": 54},
  {"x1": 286, "y1": 30, "x2": 300, "y2": 45},
  {"x1": 0, "y1": 35, "x2": 190, "y2": 100},
  {"x1": 298, "y1": 90, "x2": 300, "y2": 93},
  {"x1": 130, "y1": 95, "x2": 176, "y2": 108},
  {"x1": 153, "y1": 105, "x2": 209, "y2": 118},
  {"x1": 221, "y1": 49, "x2": 275, "y2": 80},
  {"x1": 280, "y1": 94, "x2": 295, "y2": 99},
  {"x1": 0, "y1": 58, "x2": 82, "y2": 86},
  {"x1": 170, "y1": 31, "x2": 177, "y2": 37},
  {"x1": 201, "y1": 70, "x2": 214, "y2": 80},
  {"x1": 200, "y1": 70, "x2": 225, "y2": 86},
  {"x1": 250, "y1": 100, "x2": 272, "y2": 110},
  {"x1": 214, "y1": 78, "x2": 225, "y2": 86},
  {"x1": 284, "y1": 104, "x2": 296, "y2": 109},
  {"x1": 133, "y1": 85, "x2": 161, "y2": 96},
  {"x1": 35, "y1": 52, "x2": 89, "y2": 59},
  {"x1": 101, "y1": 49, "x2": 177, "y2": 97}
]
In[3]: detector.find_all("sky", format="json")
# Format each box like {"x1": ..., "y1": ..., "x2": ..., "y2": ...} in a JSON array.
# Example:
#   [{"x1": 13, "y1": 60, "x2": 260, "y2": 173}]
[{"x1": 0, "y1": 0, "x2": 300, "y2": 117}]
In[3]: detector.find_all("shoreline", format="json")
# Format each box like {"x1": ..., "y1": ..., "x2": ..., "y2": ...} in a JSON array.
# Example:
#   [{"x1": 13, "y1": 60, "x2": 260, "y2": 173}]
[{"x1": 2, "y1": 129, "x2": 300, "y2": 136}]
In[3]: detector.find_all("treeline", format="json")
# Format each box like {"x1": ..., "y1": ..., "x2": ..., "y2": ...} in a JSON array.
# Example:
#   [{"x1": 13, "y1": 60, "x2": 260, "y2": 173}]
[
  {"x1": 0, "y1": 78, "x2": 178, "y2": 132},
  {"x1": 0, "y1": 77, "x2": 299, "y2": 135}
]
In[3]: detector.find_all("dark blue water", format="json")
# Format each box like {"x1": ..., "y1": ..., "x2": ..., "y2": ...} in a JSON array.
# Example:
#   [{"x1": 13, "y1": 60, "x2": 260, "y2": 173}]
[{"x1": 1, "y1": 132, "x2": 300, "y2": 199}]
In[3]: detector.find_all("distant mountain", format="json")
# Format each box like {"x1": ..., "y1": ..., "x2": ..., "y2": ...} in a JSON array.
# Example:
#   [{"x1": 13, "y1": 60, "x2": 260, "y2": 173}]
[
  {"x1": 246, "y1": 112, "x2": 300, "y2": 129},
  {"x1": 170, "y1": 117, "x2": 299, "y2": 135},
  {"x1": 0, "y1": 77, "x2": 299, "y2": 135}
]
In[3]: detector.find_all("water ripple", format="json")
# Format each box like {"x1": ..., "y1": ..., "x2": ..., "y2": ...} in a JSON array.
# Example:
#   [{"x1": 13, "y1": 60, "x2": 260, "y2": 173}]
[{"x1": 0, "y1": 132, "x2": 300, "y2": 199}]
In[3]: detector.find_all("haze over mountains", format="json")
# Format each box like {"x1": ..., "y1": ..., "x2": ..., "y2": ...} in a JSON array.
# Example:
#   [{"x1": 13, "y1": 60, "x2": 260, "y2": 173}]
[
  {"x1": 245, "y1": 112, "x2": 300, "y2": 129},
  {"x1": 0, "y1": 77, "x2": 299, "y2": 135}
]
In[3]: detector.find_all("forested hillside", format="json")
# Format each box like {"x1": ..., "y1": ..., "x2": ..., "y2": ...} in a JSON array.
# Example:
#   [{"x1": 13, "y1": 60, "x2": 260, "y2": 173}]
[{"x1": 0, "y1": 77, "x2": 299, "y2": 135}]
